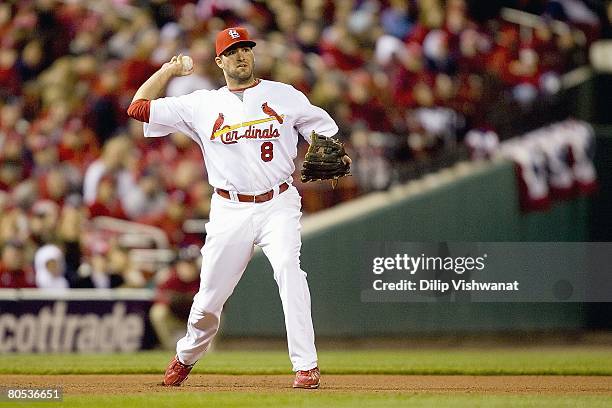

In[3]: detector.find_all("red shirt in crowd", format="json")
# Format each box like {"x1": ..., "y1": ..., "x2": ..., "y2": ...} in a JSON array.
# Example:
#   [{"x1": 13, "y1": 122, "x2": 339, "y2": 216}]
[
  {"x1": 0, "y1": 264, "x2": 35, "y2": 288},
  {"x1": 154, "y1": 269, "x2": 200, "y2": 306}
]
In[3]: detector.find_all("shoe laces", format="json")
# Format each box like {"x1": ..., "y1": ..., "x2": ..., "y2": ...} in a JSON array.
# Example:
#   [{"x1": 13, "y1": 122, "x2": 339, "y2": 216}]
[{"x1": 297, "y1": 368, "x2": 320, "y2": 378}]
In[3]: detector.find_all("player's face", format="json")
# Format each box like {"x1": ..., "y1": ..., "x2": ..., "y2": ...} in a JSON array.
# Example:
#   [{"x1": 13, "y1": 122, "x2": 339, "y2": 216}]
[{"x1": 216, "y1": 46, "x2": 255, "y2": 83}]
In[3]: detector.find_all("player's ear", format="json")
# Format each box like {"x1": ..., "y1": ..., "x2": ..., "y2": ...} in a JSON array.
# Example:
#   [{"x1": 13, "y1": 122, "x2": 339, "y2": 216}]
[{"x1": 214, "y1": 56, "x2": 223, "y2": 69}]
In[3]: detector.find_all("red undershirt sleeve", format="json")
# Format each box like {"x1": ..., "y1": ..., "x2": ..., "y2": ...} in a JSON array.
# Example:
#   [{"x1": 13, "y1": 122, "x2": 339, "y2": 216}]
[{"x1": 127, "y1": 99, "x2": 151, "y2": 123}]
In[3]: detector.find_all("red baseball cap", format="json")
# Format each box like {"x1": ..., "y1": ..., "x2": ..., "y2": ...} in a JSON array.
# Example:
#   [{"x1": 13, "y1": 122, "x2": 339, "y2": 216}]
[{"x1": 215, "y1": 27, "x2": 256, "y2": 56}]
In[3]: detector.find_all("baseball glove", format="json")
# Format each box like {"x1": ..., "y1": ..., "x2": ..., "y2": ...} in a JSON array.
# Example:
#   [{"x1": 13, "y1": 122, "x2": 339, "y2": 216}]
[{"x1": 301, "y1": 131, "x2": 350, "y2": 185}]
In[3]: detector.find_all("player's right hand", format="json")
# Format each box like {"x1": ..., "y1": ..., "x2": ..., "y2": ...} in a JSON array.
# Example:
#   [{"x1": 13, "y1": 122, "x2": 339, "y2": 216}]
[{"x1": 162, "y1": 54, "x2": 194, "y2": 77}]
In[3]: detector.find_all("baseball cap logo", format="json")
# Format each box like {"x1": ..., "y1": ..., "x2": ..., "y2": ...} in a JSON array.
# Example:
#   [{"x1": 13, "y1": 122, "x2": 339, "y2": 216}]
[{"x1": 216, "y1": 27, "x2": 256, "y2": 56}]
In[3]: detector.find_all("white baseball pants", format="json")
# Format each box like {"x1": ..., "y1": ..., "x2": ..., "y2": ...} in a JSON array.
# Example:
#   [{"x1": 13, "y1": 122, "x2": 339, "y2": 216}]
[{"x1": 176, "y1": 185, "x2": 318, "y2": 371}]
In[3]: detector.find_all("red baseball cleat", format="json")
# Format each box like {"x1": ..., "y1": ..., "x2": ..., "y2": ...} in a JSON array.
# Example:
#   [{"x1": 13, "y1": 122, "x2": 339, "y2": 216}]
[
  {"x1": 292, "y1": 367, "x2": 321, "y2": 389},
  {"x1": 163, "y1": 355, "x2": 195, "y2": 386}
]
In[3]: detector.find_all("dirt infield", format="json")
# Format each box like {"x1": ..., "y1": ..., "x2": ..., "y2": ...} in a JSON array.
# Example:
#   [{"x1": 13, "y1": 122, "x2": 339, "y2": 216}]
[{"x1": 2, "y1": 375, "x2": 611, "y2": 395}]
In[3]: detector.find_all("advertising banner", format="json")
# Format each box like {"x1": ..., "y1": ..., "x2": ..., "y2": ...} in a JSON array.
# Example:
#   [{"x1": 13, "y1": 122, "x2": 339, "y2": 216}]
[{"x1": 0, "y1": 291, "x2": 156, "y2": 353}]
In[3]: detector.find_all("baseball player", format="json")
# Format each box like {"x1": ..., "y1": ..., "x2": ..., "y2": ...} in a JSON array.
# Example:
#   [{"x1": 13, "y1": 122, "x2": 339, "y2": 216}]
[{"x1": 127, "y1": 27, "x2": 350, "y2": 389}]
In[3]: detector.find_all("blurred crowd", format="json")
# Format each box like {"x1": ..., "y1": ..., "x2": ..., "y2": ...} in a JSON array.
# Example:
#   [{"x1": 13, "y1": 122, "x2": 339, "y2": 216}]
[{"x1": 0, "y1": 0, "x2": 607, "y2": 290}]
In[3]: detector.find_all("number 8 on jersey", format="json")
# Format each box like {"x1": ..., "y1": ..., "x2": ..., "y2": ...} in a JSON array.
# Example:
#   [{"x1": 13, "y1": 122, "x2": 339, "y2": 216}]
[{"x1": 261, "y1": 141, "x2": 273, "y2": 162}]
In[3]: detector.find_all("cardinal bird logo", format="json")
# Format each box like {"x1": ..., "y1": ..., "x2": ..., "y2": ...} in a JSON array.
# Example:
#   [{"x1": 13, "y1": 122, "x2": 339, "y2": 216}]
[
  {"x1": 211, "y1": 113, "x2": 225, "y2": 139},
  {"x1": 262, "y1": 103, "x2": 283, "y2": 124}
]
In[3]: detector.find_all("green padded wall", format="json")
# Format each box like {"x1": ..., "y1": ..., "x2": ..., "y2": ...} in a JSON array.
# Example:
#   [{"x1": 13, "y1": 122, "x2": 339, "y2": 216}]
[{"x1": 220, "y1": 161, "x2": 589, "y2": 337}]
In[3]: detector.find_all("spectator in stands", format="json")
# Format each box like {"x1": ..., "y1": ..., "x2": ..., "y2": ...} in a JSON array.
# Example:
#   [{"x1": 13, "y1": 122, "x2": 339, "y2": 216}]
[
  {"x1": 308, "y1": 71, "x2": 347, "y2": 122},
  {"x1": 29, "y1": 200, "x2": 60, "y2": 247},
  {"x1": 57, "y1": 194, "x2": 85, "y2": 285},
  {"x1": 107, "y1": 244, "x2": 143, "y2": 288},
  {"x1": 0, "y1": 240, "x2": 34, "y2": 288},
  {"x1": 83, "y1": 135, "x2": 136, "y2": 207},
  {"x1": 155, "y1": 190, "x2": 188, "y2": 246},
  {"x1": 347, "y1": 70, "x2": 393, "y2": 132},
  {"x1": 350, "y1": 128, "x2": 394, "y2": 192},
  {"x1": 57, "y1": 119, "x2": 100, "y2": 173},
  {"x1": 16, "y1": 40, "x2": 45, "y2": 83},
  {"x1": 150, "y1": 246, "x2": 200, "y2": 350},
  {"x1": 74, "y1": 241, "x2": 124, "y2": 289},
  {"x1": 123, "y1": 168, "x2": 168, "y2": 221},
  {"x1": 30, "y1": 136, "x2": 60, "y2": 177},
  {"x1": 0, "y1": 99, "x2": 26, "y2": 142},
  {"x1": 87, "y1": 175, "x2": 128, "y2": 219},
  {"x1": 34, "y1": 244, "x2": 68, "y2": 290},
  {"x1": 187, "y1": 180, "x2": 212, "y2": 219},
  {"x1": 37, "y1": 166, "x2": 70, "y2": 205},
  {"x1": 84, "y1": 65, "x2": 126, "y2": 145},
  {"x1": 0, "y1": 48, "x2": 20, "y2": 99},
  {"x1": 381, "y1": 0, "x2": 415, "y2": 39},
  {"x1": 0, "y1": 205, "x2": 29, "y2": 246},
  {"x1": 0, "y1": 159, "x2": 24, "y2": 191},
  {"x1": 168, "y1": 158, "x2": 201, "y2": 195}
]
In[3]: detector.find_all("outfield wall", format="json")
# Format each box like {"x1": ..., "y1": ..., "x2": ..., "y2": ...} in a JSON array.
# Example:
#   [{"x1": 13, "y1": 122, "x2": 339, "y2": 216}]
[{"x1": 222, "y1": 159, "x2": 591, "y2": 337}]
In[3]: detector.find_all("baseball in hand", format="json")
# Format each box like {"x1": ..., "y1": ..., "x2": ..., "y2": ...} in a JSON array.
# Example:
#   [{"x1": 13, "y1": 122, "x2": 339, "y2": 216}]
[{"x1": 181, "y1": 55, "x2": 193, "y2": 71}]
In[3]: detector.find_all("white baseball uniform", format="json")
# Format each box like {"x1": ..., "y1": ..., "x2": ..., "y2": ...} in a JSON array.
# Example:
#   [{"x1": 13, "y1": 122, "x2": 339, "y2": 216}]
[{"x1": 144, "y1": 79, "x2": 338, "y2": 371}]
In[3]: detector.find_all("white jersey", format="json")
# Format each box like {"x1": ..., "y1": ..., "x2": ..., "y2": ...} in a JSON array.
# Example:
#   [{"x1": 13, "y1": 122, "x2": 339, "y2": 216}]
[{"x1": 144, "y1": 79, "x2": 338, "y2": 194}]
